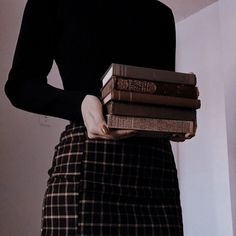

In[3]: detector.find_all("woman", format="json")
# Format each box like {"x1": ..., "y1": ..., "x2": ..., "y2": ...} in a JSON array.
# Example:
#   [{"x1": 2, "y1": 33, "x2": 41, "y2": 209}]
[{"x1": 5, "y1": 0, "x2": 183, "y2": 235}]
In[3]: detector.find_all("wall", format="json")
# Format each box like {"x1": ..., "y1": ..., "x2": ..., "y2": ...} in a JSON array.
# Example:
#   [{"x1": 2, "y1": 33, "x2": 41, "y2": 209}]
[
  {"x1": 218, "y1": 0, "x2": 236, "y2": 234},
  {"x1": 176, "y1": 2, "x2": 233, "y2": 235},
  {"x1": 0, "y1": 0, "x2": 67, "y2": 235}
]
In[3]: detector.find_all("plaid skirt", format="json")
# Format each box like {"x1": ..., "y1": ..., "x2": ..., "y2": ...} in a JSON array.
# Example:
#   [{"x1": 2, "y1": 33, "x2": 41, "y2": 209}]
[{"x1": 41, "y1": 122, "x2": 183, "y2": 236}]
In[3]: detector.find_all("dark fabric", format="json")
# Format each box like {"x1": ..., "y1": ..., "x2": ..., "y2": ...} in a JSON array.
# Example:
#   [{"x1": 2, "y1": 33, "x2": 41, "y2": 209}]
[
  {"x1": 5, "y1": 0, "x2": 176, "y2": 123},
  {"x1": 6, "y1": 1, "x2": 182, "y2": 234},
  {"x1": 41, "y1": 123, "x2": 183, "y2": 235}
]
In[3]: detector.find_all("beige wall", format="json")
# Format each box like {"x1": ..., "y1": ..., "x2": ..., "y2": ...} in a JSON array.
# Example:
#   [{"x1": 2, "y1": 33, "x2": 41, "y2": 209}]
[
  {"x1": 176, "y1": 1, "x2": 235, "y2": 235},
  {"x1": 0, "y1": 0, "x2": 67, "y2": 235},
  {"x1": 219, "y1": 0, "x2": 236, "y2": 234}
]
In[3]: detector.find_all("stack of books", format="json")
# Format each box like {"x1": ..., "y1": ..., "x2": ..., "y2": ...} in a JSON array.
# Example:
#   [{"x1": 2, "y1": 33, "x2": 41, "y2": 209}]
[{"x1": 100, "y1": 63, "x2": 201, "y2": 141}]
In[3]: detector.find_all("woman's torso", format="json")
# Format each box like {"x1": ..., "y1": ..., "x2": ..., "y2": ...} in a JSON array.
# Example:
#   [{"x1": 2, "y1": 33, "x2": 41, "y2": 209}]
[{"x1": 53, "y1": 0, "x2": 176, "y2": 95}]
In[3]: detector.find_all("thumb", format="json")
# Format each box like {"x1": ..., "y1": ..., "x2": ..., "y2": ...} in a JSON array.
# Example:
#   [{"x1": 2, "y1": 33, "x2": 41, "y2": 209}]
[
  {"x1": 91, "y1": 111, "x2": 109, "y2": 135},
  {"x1": 99, "y1": 121, "x2": 109, "y2": 135}
]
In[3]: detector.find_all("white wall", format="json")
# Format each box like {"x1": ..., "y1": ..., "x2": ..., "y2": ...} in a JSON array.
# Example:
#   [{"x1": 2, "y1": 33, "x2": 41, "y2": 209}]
[
  {"x1": 176, "y1": 2, "x2": 234, "y2": 235},
  {"x1": 218, "y1": 0, "x2": 236, "y2": 234},
  {"x1": 0, "y1": 1, "x2": 67, "y2": 235}
]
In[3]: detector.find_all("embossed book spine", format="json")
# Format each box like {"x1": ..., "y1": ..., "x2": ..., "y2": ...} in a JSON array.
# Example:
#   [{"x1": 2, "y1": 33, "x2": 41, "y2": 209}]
[
  {"x1": 102, "y1": 89, "x2": 201, "y2": 109},
  {"x1": 101, "y1": 63, "x2": 197, "y2": 86},
  {"x1": 101, "y1": 76, "x2": 199, "y2": 99},
  {"x1": 106, "y1": 114, "x2": 196, "y2": 135}
]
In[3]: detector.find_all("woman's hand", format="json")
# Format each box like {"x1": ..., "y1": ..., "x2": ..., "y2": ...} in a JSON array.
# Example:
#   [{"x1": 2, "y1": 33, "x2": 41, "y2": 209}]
[{"x1": 81, "y1": 95, "x2": 137, "y2": 140}]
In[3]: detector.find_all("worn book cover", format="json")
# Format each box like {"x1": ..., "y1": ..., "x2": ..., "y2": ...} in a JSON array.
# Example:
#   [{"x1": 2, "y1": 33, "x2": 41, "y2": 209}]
[
  {"x1": 101, "y1": 76, "x2": 199, "y2": 99},
  {"x1": 135, "y1": 130, "x2": 194, "y2": 141},
  {"x1": 102, "y1": 89, "x2": 201, "y2": 109},
  {"x1": 106, "y1": 101, "x2": 196, "y2": 121},
  {"x1": 106, "y1": 114, "x2": 196, "y2": 136},
  {"x1": 101, "y1": 63, "x2": 197, "y2": 86}
]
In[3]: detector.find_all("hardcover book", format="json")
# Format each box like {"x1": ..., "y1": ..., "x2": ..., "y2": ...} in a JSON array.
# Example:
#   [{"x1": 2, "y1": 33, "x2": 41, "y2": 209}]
[
  {"x1": 101, "y1": 76, "x2": 199, "y2": 99},
  {"x1": 102, "y1": 89, "x2": 201, "y2": 109},
  {"x1": 99, "y1": 63, "x2": 200, "y2": 141},
  {"x1": 134, "y1": 131, "x2": 194, "y2": 141},
  {"x1": 101, "y1": 63, "x2": 197, "y2": 86},
  {"x1": 105, "y1": 101, "x2": 196, "y2": 121},
  {"x1": 106, "y1": 114, "x2": 196, "y2": 137}
]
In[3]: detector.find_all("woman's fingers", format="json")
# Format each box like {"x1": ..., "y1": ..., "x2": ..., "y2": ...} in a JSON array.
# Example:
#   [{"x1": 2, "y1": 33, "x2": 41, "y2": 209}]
[
  {"x1": 109, "y1": 129, "x2": 138, "y2": 140},
  {"x1": 81, "y1": 95, "x2": 137, "y2": 140},
  {"x1": 101, "y1": 124, "x2": 109, "y2": 134},
  {"x1": 88, "y1": 129, "x2": 138, "y2": 140}
]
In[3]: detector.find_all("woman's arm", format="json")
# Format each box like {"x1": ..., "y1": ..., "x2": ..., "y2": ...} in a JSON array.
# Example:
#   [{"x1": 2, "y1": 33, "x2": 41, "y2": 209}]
[{"x1": 5, "y1": 0, "x2": 88, "y2": 122}]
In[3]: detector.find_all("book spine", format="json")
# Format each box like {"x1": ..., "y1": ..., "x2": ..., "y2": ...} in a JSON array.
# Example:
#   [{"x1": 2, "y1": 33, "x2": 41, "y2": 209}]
[
  {"x1": 106, "y1": 114, "x2": 196, "y2": 135},
  {"x1": 100, "y1": 77, "x2": 117, "y2": 98},
  {"x1": 101, "y1": 76, "x2": 199, "y2": 99},
  {"x1": 112, "y1": 63, "x2": 197, "y2": 85},
  {"x1": 102, "y1": 89, "x2": 201, "y2": 109},
  {"x1": 106, "y1": 101, "x2": 196, "y2": 121}
]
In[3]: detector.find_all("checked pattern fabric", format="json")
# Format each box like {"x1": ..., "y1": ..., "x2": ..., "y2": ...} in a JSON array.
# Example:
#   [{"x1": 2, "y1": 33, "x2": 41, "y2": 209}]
[{"x1": 41, "y1": 123, "x2": 183, "y2": 236}]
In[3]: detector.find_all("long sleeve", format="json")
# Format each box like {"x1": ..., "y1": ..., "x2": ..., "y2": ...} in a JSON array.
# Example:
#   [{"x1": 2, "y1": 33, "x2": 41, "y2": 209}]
[
  {"x1": 4, "y1": 0, "x2": 92, "y2": 122},
  {"x1": 5, "y1": 0, "x2": 176, "y2": 123}
]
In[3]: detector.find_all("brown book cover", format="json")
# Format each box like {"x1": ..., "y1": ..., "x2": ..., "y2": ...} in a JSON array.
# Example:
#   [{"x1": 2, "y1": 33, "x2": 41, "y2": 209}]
[
  {"x1": 101, "y1": 76, "x2": 199, "y2": 99},
  {"x1": 106, "y1": 114, "x2": 196, "y2": 136},
  {"x1": 102, "y1": 89, "x2": 201, "y2": 109},
  {"x1": 101, "y1": 63, "x2": 197, "y2": 86},
  {"x1": 135, "y1": 131, "x2": 194, "y2": 141},
  {"x1": 106, "y1": 101, "x2": 196, "y2": 121}
]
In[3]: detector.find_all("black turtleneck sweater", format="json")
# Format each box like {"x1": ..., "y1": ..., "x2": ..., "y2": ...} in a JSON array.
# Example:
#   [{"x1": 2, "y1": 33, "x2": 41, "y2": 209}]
[{"x1": 5, "y1": 0, "x2": 176, "y2": 122}]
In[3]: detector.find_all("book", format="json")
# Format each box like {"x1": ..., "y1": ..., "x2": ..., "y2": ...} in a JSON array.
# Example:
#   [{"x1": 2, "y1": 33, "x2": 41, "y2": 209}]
[
  {"x1": 134, "y1": 131, "x2": 194, "y2": 141},
  {"x1": 101, "y1": 76, "x2": 199, "y2": 99},
  {"x1": 106, "y1": 114, "x2": 196, "y2": 136},
  {"x1": 102, "y1": 89, "x2": 201, "y2": 109},
  {"x1": 99, "y1": 63, "x2": 200, "y2": 141},
  {"x1": 106, "y1": 101, "x2": 196, "y2": 121},
  {"x1": 101, "y1": 63, "x2": 197, "y2": 86}
]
